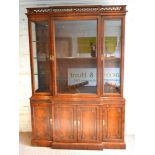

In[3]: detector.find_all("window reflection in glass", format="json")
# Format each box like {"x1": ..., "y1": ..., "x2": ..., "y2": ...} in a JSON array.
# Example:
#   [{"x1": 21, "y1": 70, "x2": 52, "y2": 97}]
[{"x1": 55, "y1": 20, "x2": 97, "y2": 94}]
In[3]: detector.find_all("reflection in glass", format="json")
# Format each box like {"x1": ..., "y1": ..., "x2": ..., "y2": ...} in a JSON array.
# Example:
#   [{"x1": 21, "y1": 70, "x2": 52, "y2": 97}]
[
  {"x1": 31, "y1": 21, "x2": 50, "y2": 92},
  {"x1": 55, "y1": 20, "x2": 97, "y2": 94},
  {"x1": 103, "y1": 20, "x2": 121, "y2": 93}
]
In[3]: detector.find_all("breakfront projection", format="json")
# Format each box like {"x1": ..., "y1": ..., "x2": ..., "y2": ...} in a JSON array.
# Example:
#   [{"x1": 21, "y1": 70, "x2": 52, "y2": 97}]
[{"x1": 26, "y1": 5, "x2": 127, "y2": 150}]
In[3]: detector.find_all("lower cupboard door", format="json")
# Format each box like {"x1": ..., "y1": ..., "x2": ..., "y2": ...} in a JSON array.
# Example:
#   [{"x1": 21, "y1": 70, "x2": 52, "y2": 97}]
[
  {"x1": 107, "y1": 107, "x2": 123, "y2": 140},
  {"x1": 77, "y1": 106, "x2": 100, "y2": 142},
  {"x1": 32, "y1": 104, "x2": 51, "y2": 140},
  {"x1": 53, "y1": 105, "x2": 77, "y2": 142}
]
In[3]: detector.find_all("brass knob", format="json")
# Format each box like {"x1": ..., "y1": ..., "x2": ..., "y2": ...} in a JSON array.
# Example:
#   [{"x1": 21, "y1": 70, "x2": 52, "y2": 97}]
[
  {"x1": 49, "y1": 55, "x2": 54, "y2": 61},
  {"x1": 50, "y1": 118, "x2": 52, "y2": 125}
]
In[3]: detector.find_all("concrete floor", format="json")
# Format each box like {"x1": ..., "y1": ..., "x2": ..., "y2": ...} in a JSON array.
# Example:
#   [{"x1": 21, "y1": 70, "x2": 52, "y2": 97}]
[{"x1": 19, "y1": 133, "x2": 135, "y2": 155}]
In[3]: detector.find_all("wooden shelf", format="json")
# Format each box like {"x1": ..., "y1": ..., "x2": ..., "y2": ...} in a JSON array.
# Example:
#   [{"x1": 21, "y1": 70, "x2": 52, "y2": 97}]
[{"x1": 104, "y1": 57, "x2": 120, "y2": 61}]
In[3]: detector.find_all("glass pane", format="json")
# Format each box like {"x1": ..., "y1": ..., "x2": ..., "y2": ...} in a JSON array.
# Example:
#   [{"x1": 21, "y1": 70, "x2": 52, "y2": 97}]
[
  {"x1": 103, "y1": 20, "x2": 121, "y2": 93},
  {"x1": 31, "y1": 21, "x2": 50, "y2": 92},
  {"x1": 55, "y1": 20, "x2": 97, "y2": 94}
]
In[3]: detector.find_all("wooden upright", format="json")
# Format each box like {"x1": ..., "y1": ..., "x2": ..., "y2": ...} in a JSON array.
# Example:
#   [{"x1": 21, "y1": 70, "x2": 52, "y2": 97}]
[{"x1": 26, "y1": 5, "x2": 127, "y2": 150}]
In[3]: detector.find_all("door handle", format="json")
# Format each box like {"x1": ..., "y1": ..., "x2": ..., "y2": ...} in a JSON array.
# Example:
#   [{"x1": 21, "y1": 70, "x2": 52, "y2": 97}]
[
  {"x1": 78, "y1": 120, "x2": 80, "y2": 126},
  {"x1": 50, "y1": 118, "x2": 52, "y2": 125},
  {"x1": 49, "y1": 55, "x2": 54, "y2": 61}
]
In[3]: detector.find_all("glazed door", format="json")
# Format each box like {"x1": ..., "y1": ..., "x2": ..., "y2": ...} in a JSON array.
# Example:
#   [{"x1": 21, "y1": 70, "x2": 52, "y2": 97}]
[
  {"x1": 31, "y1": 103, "x2": 51, "y2": 140},
  {"x1": 30, "y1": 20, "x2": 52, "y2": 94},
  {"x1": 77, "y1": 106, "x2": 100, "y2": 142},
  {"x1": 102, "y1": 18, "x2": 123, "y2": 95},
  {"x1": 53, "y1": 18, "x2": 98, "y2": 95},
  {"x1": 53, "y1": 105, "x2": 77, "y2": 142}
]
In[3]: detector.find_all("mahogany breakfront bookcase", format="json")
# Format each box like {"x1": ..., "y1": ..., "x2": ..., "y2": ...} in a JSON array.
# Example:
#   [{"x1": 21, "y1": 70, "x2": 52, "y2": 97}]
[{"x1": 26, "y1": 5, "x2": 127, "y2": 150}]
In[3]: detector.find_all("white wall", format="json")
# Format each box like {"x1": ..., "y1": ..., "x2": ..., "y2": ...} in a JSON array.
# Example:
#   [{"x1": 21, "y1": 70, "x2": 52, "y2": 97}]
[
  {"x1": 125, "y1": 0, "x2": 155, "y2": 149},
  {"x1": 20, "y1": 0, "x2": 139, "y2": 136},
  {"x1": 19, "y1": 1, "x2": 32, "y2": 132}
]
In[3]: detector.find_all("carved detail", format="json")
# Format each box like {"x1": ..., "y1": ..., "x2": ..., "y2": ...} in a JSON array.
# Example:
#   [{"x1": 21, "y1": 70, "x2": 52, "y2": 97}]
[
  {"x1": 100, "y1": 6, "x2": 122, "y2": 12},
  {"x1": 27, "y1": 6, "x2": 126, "y2": 14}
]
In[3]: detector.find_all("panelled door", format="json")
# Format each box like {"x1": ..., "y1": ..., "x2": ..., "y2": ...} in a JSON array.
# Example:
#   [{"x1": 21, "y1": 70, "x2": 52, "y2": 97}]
[
  {"x1": 53, "y1": 104, "x2": 100, "y2": 143},
  {"x1": 53, "y1": 105, "x2": 77, "y2": 142},
  {"x1": 31, "y1": 103, "x2": 51, "y2": 140},
  {"x1": 103, "y1": 104, "x2": 124, "y2": 141},
  {"x1": 77, "y1": 106, "x2": 100, "y2": 142}
]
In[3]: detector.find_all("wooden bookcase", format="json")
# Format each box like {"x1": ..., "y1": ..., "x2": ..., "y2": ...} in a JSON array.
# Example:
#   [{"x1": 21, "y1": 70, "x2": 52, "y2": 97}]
[{"x1": 26, "y1": 5, "x2": 127, "y2": 150}]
